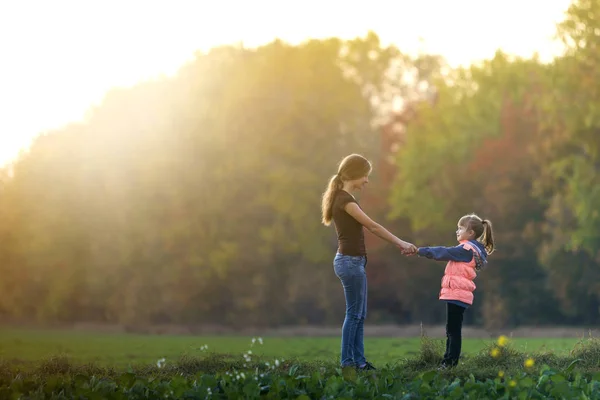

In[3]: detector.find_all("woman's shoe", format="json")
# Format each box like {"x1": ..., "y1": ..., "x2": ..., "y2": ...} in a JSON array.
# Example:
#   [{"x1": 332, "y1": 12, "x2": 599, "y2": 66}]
[{"x1": 356, "y1": 361, "x2": 376, "y2": 371}]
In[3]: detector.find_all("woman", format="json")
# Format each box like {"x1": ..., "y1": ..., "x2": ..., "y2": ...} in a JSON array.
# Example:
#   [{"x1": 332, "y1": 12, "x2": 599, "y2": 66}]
[{"x1": 321, "y1": 153, "x2": 417, "y2": 370}]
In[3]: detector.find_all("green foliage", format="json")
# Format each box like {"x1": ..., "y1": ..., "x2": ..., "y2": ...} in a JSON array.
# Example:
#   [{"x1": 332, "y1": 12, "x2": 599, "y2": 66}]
[
  {"x1": 0, "y1": 34, "x2": 430, "y2": 327},
  {"x1": 5, "y1": 337, "x2": 600, "y2": 399},
  {"x1": 388, "y1": 52, "x2": 548, "y2": 234},
  {"x1": 387, "y1": 53, "x2": 558, "y2": 328},
  {"x1": 531, "y1": 0, "x2": 600, "y2": 259},
  {"x1": 384, "y1": 0, "x2": 600, "y2": 327},
  {"x1": 2, "y1": 0, "x2": 600, "y2": 329}
]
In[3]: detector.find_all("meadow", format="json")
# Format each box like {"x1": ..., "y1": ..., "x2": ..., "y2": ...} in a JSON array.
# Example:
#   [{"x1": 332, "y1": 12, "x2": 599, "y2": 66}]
[
  {"x1": 1, "y1": 328, "x2": 600, "y2": 398},
  {"x1": 0, "y1": 328, "x2": 582, "y2": 368}
]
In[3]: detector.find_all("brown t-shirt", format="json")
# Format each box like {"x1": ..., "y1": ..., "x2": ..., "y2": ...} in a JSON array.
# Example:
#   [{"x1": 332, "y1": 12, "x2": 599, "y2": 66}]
[{"x1": 332, "y1": 190, "x2": 366, "y2": 256}]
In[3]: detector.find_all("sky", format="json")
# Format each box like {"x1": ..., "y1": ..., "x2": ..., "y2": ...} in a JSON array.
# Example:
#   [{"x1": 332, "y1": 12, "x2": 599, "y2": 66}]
[{"x1": 0, "y1": 0, "x2": 572, "y2": 167}]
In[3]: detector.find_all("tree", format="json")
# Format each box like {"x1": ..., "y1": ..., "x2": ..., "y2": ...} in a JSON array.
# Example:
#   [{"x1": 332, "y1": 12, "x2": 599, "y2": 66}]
[
  {"x1": 528, "y1": 0, "x2": 600, "y2": 323},
  {"x1": 388, "y1": 53, "x2": 558, "y2": 328},
  {"x1": 0, "y1": 33, "x2": 442, "y2": 327}
]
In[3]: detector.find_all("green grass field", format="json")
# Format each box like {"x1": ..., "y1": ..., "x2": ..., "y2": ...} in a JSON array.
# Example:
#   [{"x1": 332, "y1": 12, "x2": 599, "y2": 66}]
[
  {"x1": 0, "y1": 328, "x2": 581, "y2": 368},
  {"x1": 1, "y1": 328, "x2": 599, "y2": 398}
]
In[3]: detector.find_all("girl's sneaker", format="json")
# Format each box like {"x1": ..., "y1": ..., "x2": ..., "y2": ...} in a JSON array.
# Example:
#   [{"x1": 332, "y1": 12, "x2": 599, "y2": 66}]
[{"x1": 438, "y1": 361, "x2": 457, "y2": 370}]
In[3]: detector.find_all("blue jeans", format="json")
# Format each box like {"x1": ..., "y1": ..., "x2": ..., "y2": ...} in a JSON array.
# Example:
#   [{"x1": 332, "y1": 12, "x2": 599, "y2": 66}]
[{"x1": 333, "y1": 253, "x2": 367, "y2": 367}]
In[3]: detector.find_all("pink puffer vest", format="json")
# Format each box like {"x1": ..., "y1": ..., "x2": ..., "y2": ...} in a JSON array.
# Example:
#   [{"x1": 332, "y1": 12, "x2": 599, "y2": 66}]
[{"x1": 438, "y1": 240, "x2": 480, "y2": 305}]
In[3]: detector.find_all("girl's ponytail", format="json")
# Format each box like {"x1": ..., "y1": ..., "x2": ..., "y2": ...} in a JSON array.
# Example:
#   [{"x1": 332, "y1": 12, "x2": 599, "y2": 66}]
[{"x1": 481, "y1": 219, "x2": 495, "y2": 254}]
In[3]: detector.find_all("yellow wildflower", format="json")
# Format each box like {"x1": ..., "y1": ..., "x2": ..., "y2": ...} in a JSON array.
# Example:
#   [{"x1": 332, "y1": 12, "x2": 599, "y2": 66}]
[
  {"x1": 509, "y1": 380, "x2": 517, "y2": 387},
  {"x1": 524, "y1": 358, "x2": 535, "y2": 368},
  {"x1": 490, "y1": 347, "x2": 501, "y2": 358},
  {"x1": 498, "y1": 370, "x2": 504, "y2": 378},
  {"x1": 497, "y1": 335, "x2": 509, "y2": 347}
]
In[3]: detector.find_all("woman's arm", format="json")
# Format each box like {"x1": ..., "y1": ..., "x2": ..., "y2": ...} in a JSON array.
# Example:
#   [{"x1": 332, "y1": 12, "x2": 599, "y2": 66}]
[{"x1": 345, "y1": 202, "x2": 416, "y2": 252}]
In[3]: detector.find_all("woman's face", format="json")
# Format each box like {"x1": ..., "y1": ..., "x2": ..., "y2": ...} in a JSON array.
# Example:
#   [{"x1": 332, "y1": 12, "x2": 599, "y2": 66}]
[{"x1": 349, "y1": 174, "x2": 369, "y2": 191}]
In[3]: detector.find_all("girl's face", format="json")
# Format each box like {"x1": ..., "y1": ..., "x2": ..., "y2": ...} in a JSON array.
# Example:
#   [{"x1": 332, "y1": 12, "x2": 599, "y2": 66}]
[{"x1": 456, "y1": 223, "x2": 475, "y2": 242}]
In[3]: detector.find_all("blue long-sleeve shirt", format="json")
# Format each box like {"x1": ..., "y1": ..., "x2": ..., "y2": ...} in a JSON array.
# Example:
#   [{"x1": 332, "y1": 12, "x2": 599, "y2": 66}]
[
  {"x1": 417, "y1": 245, "x2": 474, "y2": 262},
  {"x1": 418, "y1": 240, "x2": 487, "y2": 263}
]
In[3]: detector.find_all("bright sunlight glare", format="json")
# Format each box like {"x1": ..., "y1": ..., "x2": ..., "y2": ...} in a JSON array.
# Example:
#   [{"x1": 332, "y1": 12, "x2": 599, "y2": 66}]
[{"x1": 0, "y1": 0, "x2": 570, "y2": 167}]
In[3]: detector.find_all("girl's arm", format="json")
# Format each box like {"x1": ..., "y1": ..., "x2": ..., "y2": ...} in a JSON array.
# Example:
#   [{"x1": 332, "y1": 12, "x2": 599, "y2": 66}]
[
  {"x1": 418, "y1": 245, "x2": 473, "y2": 262},
  {"x1": 345, "y1": 202, "x2": 416, "y2": 252}
]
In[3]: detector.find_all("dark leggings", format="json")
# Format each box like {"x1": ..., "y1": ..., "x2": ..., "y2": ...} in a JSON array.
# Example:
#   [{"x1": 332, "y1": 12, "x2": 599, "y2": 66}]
[{"x1": 443, "y1": 302, "x2": 466, "y2": 366}]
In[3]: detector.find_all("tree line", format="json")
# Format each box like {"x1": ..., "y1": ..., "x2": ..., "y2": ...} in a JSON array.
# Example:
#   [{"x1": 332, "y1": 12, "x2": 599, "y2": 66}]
[{"x1": 0, "y1": 0, "x2": 598, "y2": 329}]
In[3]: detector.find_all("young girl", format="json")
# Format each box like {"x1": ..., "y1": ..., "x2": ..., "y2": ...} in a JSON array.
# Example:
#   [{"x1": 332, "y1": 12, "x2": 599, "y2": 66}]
[
  {"x1": 321, "y1": 153, "x2": 417, "y2": 371},
  {"x1": 417, "y1": 213, "x2": 495, "y2": 369}
]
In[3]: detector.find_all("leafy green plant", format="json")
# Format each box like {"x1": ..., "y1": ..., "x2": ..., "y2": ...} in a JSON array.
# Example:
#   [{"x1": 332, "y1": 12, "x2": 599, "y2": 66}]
[{"x1": 5, "y1": 336, "x2": 600, "y2": 398}]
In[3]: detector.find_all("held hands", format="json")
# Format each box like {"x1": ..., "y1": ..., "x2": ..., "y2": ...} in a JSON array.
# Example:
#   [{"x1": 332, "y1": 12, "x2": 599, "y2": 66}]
[{"x1": 398, "y1": 241, "x2": 418, "y2": 256}]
